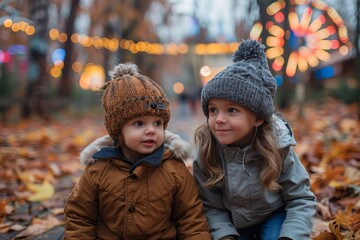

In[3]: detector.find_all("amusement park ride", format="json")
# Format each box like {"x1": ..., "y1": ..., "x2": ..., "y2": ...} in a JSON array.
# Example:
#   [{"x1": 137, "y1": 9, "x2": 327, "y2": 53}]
[{"x1": 249, "y1": 0, "x2": 351, "y2": 80}]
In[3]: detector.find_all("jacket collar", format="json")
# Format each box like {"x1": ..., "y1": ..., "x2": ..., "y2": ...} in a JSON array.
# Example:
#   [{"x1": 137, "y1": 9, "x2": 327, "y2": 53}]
[{"x1": 92, "y1": 144, "x2": 165, "y2": 173}]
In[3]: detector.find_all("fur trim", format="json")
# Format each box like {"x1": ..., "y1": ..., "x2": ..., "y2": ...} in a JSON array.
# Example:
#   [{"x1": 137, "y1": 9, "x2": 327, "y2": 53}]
[
  {"x1": 80, "y1": 131, "x2": 192, "y2": 165},
  {"x1": 80, "y1": 135, "x2": 114, "y2": 165}
]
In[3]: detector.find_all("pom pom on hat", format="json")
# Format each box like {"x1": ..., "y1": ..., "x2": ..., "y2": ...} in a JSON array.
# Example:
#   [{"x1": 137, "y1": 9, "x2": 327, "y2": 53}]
[
  {"x1": 108, "y1": 62, "x2": 139, "y2": 80},
  {"x1": 101, "y1": 62, "x2": 170, "y2": 141},
  {"x1": 232, "y1": 39, "x2": 266, "y2": 63},
  {"x1": 201, "y1": 39, "x2": 277, "y2": 121}
]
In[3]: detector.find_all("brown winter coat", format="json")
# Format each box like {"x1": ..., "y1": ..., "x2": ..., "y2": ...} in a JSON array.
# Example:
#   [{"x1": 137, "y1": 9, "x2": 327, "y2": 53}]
[{"x1": 64, "y1": 131, "x2": 211, "y2": 240}]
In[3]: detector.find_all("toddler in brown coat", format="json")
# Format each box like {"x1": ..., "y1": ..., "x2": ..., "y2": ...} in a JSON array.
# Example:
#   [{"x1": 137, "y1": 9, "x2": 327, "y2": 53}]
[{"x1": 64, "y1": 63, "x2": 211, "y2": 239}]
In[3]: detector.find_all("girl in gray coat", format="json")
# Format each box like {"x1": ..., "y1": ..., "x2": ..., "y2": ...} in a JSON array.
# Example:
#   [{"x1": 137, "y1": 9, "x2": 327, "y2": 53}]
[{"x1": 193, "y1": 39, "x2": 316, "y2": 240}]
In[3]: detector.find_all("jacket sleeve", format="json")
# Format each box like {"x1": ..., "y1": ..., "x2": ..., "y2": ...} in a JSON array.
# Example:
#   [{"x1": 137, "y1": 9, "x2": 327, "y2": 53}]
[
  {"x1": 64, "y1": 167, "x2": 99, "y2": 239},
  {"x1": 193, "y1": 159, "x2": 240, "y2": 240},
  {"x1": 171, "y1": 161, "x2": 212, "y2": 240},
  {"x1": 278, "y1": 147, "x2": 317, "y2": 239}
]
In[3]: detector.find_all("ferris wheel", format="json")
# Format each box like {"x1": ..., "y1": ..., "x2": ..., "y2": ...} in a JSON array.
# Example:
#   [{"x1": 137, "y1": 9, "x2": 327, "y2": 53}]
[{"x1": 249, "y1": 0, "x2": 351, "y2": 78}]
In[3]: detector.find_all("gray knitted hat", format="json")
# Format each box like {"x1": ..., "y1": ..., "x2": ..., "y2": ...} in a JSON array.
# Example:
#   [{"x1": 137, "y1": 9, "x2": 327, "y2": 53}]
[{"x1": 201, "y1": 39, "x2": 277, "y2": 121}]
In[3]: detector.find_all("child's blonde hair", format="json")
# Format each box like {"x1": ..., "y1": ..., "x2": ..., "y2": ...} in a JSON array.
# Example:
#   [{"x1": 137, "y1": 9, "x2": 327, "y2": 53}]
[{"x1": 195, "y1": 113, "x2": 288, "y2": 192}]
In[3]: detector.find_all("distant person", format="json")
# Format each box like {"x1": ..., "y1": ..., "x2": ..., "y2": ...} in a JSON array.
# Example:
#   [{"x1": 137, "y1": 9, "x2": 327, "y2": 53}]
[
  {"x1": 65, "y1": 63, "x2": 211, "y2": 239},
  {"x1": 178, "y1": 91, "x2": 189, "y2": 117},
  {"x1": 193, "y1": 39, "x2": 316, "y2": 240}
]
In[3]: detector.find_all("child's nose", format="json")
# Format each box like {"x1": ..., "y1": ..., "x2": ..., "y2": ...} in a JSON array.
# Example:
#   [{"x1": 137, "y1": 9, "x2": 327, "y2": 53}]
[
  {"x1": 215, "y1": 112, "x2": 227, "y2": 123},
  {"x1": 145, "y1": 125, "x2": 155, "y2": 134}
]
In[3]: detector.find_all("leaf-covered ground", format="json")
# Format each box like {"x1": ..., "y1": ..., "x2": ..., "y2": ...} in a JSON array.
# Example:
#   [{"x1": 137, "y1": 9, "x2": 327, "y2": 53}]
[{"x1": 0, "y1": 99, "x2": 359, "y2": 239}]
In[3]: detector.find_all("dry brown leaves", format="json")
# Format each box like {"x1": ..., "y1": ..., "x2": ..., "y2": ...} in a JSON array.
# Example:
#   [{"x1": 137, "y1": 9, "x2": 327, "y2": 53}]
[
  {"x1": 0, "y1": 114, "x2": 106, "y2": 238},
  {"x1": 0, "y1": 99, "x2": 359, "y2": 239},
  {"x1": 285, "y1": 99, "x2": 360, "y2": 239}
]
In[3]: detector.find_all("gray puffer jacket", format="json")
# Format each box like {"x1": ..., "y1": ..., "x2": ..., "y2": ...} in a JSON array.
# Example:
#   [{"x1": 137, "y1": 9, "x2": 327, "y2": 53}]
[{"x1": 193, "y1": 115, "x2": 316, "y2": 240}]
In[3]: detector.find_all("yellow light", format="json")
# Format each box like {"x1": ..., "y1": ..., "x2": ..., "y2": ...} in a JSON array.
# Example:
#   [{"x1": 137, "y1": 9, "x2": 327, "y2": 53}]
[
  {"x1": 173, "y1": 82, "x2": 184, "y2": 94},
  {"x1": 79, "y1": 64, "x2": 105, "y2": 91},
  {"x1": 49, "y1": 29, "x2": 59, "y2": 40},
  {"x1": 72, "y1": 61, "x2": 83, "y2": 72},
  {"x1": 50, "y1": 67, "x2": 62, "y2": 78},
  {"x1": 313, "y1": 0, "x2": 327, "y2": 10},
  {"x1": 195, "y1": 44, "x2": 206, "y2": 55},
  {"x1": 71, "y1": 33, "x2": 79, "y2": 43},
  {"x1": 266, "y1": 47, "x2": 284, "y2": 59},
  {"x1": 119, "y1": 39, "x2": 127, "y2": 49},
  {"x1": 25, "y1": 26, "x2": 35, "y2": 35},
  {"x1": 286, "y1": 52, "x2": 298, "y2": 77},
  {"x1": 103, "y1": 38, "x2": 111, "y2": 49},
  {"x1": 307, "y1": 54, "x2": 319, "y2": 67},
  {"x1": 200, "y1": 66, "x2": 211, "y2": 77},
  {"x1": 54, "y1": 60, "x2": 64, "y2": 69},
  {"x1": 11, "y1": 23, "x2": 20, "y2": 32},
  {"x1": 307, "y1": 18, "x2": 323, "y2": 33},
  {"x1": 313, "y1": 28, "x2": 330, "y2": 40},
  {"x1": 274, "y1": 56, "x2": 284, "y2": 66},
  {"x1": 339, "y1": 46, "x2": 348, "y2": 55},
  {"x1": 229, "y1": 42, "x2": 239, "y2": 52},
  {"x1": 339, "y1": 26, "x2": 348, "y2": 42},
  {"x1": 327, "y1": 7, "x2": 343, "y2": 25},
  {"x1": 124, "y1": 40, "x2": 133, "y2": 50},
  {"x1": 136, "y1": 41, "x2": 147, "y2": 52},
  {"x1": 250, "y1": 22, "x2": 263, "y2": 40},
  {"x1": 315, "y1": 49, "x2": 330, "y2": 61},
  {"x1": 93, "y1": 37, "x2": 103, "y2": 49},
  {"x1": 3, "y1": 18, "x2": 12, "y2": 28},
  {"x1": 299, "y1": 7, "x2": 312, "y2": 32},
  {"x1": 298, "y1": 46, "x2": 310, "y2": 57},
  {"x1": 297, "y1": 57, "x2": 308, "y2": 72},
  {"x1": 318, "y1": 40, "x2": 332, "y2": 50},
  {"x1": 178, "y1": 43, "x2": 189, "y2": 54},
  {"x1": 129, "y1": 44, "x2": 138, "y2": 54},
  {"x1": 206, "y1": 43, "x2": 217, "y2": 55},
  {"x1": 19, "y1": 21, "x2": 28, "y2": 31},
  {"x1": 166, "y1": 43, "x2": 178, "y2": 55},
  {"x1": 266, "y1": 36, "x2": 284, "y2": 47},
  {"x1": 58, "y1": 33, "x2": 68, "y2": 43},
  {"x1": 288, "y1": 12, "x2": 300, "y2": 31},
  {"x1": 83, "y1": 37, "x2": 93, "y2": 48},
  {"x1": 267, "y1": 0, "x2": 284, "y2": 15},
  {"x1": 268, "y1": 25, "x2": 284, "y2": 38},
  {"x1": 109, "y1": 39, "x2": 119, "y2": 52}
]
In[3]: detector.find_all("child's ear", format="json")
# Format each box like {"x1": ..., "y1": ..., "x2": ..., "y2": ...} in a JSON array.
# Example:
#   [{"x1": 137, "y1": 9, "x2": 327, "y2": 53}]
[{"x1": 254, "y1": 119, "x2": 264, "y2": 127}]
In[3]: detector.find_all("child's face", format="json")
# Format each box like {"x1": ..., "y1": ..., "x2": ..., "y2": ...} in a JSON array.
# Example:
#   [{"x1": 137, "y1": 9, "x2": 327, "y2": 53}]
[
  {"x1": 121, "y1": 115, "x2": 165, "y2": 161},
  {"x1": 207, "y1": 99, "x2": 258, "y2": 145}
]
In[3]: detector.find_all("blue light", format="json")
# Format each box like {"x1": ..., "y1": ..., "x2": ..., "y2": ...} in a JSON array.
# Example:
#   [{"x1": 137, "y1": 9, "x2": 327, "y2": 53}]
[
  {"x1": 314, "y1": 66, "x2": 335, "y2": 80},
  {"x1": 7, "y1": 45, "x2": 27, "y2": 55},
  {"x1": 274, "y1": 75, "x2": 283, "y2": 86},
  {"x1": 51, "y1": 48, "x2": 66, "y2": 63}
]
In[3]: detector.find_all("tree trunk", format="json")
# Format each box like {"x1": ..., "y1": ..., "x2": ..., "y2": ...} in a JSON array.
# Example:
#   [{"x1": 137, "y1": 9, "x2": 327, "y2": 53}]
[
  {"x1": 22, "y1": 0, "x2": 49, "y2": 119},
  {"x1": 356, "y1": 0, "x2": 360, "y2": 119},
  {"x1": 58, "y1": 0, "x2": 80, "y2": 98}
]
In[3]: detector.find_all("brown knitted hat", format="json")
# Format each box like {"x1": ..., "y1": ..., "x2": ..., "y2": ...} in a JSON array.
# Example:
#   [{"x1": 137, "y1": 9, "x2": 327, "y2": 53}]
[{"x1": 101, "y1": 62, "x2": 171, "y2": 141}]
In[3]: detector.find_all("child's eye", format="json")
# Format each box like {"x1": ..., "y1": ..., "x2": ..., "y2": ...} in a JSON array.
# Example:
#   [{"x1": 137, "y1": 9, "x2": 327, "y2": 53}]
[
  {"x1": 208, "y1": 107, "x2": 217, "y2": 113},
  {"x1": 133, "y1": 121, "x2": 143, "y2": 126},
  {"x1": 154, "y1": 120, "x2": 163, "y2": 126},
  {"x1": 228, "y1": 108, "x2": 238, "y2": 113}
]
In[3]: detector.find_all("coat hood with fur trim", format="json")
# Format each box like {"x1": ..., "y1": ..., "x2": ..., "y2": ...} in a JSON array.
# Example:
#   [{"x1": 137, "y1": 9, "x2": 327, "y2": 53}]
[{"x1": 80, "y1": 130, "x2": 193, "y2": 166}]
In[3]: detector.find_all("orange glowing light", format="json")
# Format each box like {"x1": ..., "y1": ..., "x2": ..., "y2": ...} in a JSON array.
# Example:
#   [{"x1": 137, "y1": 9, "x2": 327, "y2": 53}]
[{"x1": 249, "y1": 0, "x2": 349, "y2": 78}]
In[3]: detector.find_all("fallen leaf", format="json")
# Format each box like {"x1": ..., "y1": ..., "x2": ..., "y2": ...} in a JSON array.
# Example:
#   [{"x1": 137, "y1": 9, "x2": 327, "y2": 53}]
[{"x1": 27, "y1": 181, "x2": 55, "y2": 202}]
